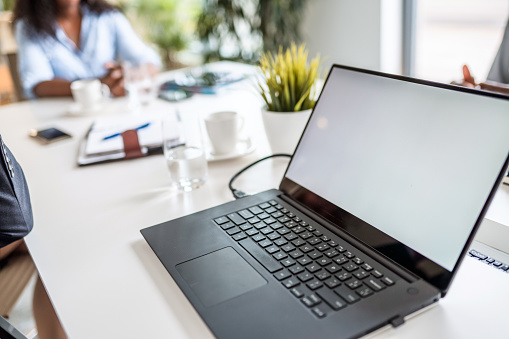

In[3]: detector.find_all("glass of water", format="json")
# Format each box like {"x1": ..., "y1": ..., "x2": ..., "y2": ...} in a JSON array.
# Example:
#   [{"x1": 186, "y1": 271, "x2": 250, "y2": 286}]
[
  {"x1": 123, "y1": 62, "x2": 157, "y2": 110},
  {"x1": 162, "y1": 112, "x2": 208, "y2": 191}
]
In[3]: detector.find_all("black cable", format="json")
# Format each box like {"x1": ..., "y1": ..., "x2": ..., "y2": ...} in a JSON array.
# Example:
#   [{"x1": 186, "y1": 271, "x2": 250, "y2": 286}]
[{"x1": 229, "y1": 153, "x2": 292, "y2": 199}]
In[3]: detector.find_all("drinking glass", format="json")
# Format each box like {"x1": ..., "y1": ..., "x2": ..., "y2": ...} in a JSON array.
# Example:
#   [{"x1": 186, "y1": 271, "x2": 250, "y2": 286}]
[
  {"x1": 162, "y1": 112, "x2": 208, "y2": 191},
  {"x1": 123, "y1": 62, "x2": 157, "y2": 109}
]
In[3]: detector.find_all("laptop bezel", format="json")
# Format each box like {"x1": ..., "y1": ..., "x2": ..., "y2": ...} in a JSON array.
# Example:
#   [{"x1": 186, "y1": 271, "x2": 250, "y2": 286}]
[{"x1": 279, "y1": 64, "x2": 509, "y2": 294}]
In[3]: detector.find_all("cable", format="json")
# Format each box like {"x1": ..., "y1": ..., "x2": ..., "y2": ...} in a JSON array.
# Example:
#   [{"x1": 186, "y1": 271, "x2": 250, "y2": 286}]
[{"x1": 229, "y1": 153, "x2": 292, "y2": 199}]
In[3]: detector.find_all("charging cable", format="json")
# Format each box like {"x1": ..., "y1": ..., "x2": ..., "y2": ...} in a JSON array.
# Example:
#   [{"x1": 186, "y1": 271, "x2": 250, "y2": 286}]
[{"x1": 228, "y1": 153, "x2": 292, "y2": 199}]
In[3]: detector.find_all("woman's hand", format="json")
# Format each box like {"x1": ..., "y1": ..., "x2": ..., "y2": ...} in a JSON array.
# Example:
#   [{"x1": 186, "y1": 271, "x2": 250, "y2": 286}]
[{"x1": 101, "y1": 62, "x2": 125, "y2": 97}]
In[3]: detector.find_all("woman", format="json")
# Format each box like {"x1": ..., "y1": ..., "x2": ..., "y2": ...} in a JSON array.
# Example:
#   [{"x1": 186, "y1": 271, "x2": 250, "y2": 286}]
[{"x1": 13, "y1": 0, "x2": 161, "y2": 99}]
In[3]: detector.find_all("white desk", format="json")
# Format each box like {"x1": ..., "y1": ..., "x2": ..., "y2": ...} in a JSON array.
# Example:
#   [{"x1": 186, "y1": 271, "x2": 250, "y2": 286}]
[{"x1": 0, "y1": 62, "x2": 508, "y2": 339}]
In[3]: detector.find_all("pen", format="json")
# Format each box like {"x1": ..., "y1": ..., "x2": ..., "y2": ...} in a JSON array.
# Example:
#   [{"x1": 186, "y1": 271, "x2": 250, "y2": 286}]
[{"x1": 103, "y1": 123, "x2": 151, "y2": 140}]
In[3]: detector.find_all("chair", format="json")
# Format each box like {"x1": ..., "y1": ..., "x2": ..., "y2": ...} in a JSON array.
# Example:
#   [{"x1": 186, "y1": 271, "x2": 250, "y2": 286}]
[
  {"x1": 6, "y1": 53, "x2": 24, "y2": 101},
  {"x1": 0, "y1": 251, "x2": 36, "y2": 318}
]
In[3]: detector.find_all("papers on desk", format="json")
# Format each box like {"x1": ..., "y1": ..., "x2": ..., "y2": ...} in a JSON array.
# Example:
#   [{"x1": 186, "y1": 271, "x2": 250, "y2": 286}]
[{"x1": 77, "y1": 113, "x2": 180, "y2": 166}]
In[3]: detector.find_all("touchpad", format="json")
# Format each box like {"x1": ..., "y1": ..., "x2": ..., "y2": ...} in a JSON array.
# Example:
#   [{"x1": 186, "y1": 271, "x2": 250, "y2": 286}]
[{"x1": 176, "y1": 247, "x2": 267, "y2": 308}]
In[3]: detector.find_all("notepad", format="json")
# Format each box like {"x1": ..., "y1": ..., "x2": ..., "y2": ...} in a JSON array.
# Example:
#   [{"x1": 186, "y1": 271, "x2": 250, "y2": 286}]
[{"x1": 85, "y1": 113, "x2": 178, "y2": 156}]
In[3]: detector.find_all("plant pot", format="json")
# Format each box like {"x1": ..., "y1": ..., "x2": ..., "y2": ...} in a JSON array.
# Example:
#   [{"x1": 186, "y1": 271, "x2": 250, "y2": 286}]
[{"x1": 261, "y1": 108, "x2": 312, "y2": 155}]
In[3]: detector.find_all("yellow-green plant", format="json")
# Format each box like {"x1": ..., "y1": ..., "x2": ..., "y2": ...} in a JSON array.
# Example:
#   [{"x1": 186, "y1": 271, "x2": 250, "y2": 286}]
[{"x1": 257, "y1": 43, "x2": 323, "y2": 112}]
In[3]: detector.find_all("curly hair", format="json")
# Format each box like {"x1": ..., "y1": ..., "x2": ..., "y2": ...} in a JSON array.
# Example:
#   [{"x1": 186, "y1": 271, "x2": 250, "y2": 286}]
[{"x1": 12, "y1": 0, "x2": 117, "y2": 38}]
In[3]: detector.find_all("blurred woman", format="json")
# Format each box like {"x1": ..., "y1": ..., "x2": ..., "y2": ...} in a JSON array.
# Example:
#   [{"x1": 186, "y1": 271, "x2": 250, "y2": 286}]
[{"x1": 13, "y1": 0, "x2": 161, "y2": 99}]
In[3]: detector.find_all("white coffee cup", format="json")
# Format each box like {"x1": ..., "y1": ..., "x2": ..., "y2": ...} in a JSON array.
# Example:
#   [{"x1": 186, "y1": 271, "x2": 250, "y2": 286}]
[
  {"x1": 70, "y1": 79, "x2": 110, "y2": 113},
  {"x1": 204, "y1": 111, "x2": 244, "y2": 155}
]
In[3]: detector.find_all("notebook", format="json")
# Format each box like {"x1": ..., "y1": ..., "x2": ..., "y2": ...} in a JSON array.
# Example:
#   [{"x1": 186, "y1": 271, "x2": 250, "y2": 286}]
[{"x1": 141, "y1": 65, "x2": 509, "y2": 339}]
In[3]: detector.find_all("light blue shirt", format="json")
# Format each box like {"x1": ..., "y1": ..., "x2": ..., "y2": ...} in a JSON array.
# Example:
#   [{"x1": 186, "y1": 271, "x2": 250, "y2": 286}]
[{"x1": 15, "y1": 7, "x2": 162, "y2": 99}]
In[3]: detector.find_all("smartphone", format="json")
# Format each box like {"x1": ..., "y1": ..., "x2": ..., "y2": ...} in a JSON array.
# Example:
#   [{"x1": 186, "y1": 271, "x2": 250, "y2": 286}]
[{"x1": 29, "y1": 127, "x2": 72, "y2": 144}]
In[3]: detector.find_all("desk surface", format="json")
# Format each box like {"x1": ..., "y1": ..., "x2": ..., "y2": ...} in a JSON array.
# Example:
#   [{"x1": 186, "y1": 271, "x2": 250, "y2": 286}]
[{"x1": 0, "y1": 62, "x2": 508, "y2": 339}]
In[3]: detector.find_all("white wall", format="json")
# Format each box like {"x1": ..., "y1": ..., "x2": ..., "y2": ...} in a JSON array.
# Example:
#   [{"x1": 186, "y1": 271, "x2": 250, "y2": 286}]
[{"x1": 302, "y1": 0, "x2": 403, "y2": 74}]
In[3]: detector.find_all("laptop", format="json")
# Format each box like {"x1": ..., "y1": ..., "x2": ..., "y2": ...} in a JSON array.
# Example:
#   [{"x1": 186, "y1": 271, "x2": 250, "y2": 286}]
[{"x1": 141, "y1": 65, "x2": 509, "y2": 339}]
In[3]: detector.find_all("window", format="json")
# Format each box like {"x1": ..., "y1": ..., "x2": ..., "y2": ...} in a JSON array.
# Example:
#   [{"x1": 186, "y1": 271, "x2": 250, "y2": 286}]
[{"x1": 414, "y1": 0, "x2": 509, "y2": 83}]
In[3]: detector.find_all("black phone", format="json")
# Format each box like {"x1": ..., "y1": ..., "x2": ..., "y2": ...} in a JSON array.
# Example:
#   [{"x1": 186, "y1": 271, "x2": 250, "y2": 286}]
[{"x1": 29, "y1": 127, "x2": 72, "y2": 144}]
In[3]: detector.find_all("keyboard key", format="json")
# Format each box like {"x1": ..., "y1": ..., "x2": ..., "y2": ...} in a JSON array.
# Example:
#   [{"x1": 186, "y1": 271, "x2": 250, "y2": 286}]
[
  {"x1": 266, "y1": 245, "x2": 279, "y2": 254},
  {"x1": 290, "y1": 286, "x2": 304, "y2": 298},
  {"x1": 317, "y1": 258, "x2": 332, "y2": 266},
  {"x1": 336, "y1": 245, "x2": 347, "y2": 253},
  {"x1": 324, "y1": 249, "x2": 339, "y2": 258},
  {"x1": 220, "y1": 221, "x2": 236, "y2": 230},
  {"x1": 274, "y1": 204, "x2": 284, "y2": 210},
  {"x1": 265, "y1": 207, "x2": 277, "y2": 214},
  {"x1": 259, "y1": 202, "x2": 271, "y2": 209},
  {"x1": 281, "y1": 208, "x2": 289, "y2": 214},
  {"x1": 264, "y1": 217, "x2": 277, "y2": 224},
  {"x1": 334, "y1": 287, "x2": 360, "y2": 304},
  {"x1": 316, "y1": 288, "x2": 347, "y2": 311},
  {"x1": 352, "y1": 257, "x2": 364, "y2": 265},
  {"x1": 238, "y1": 209, "x2": 254, "y2": 219},
  {"x1": 307, "y1": 263, "x2": 321, "y2": 273},
  {"x1": 252, "y1": 234, "x2": 266, "y2": 242},
  {"x1": 254, "y1": 222, "x2": 267, "y2": 230},
  {"x1": 260, "y1": 227, "x2": 273, "y2": 235},
  {"x1": 281, "y1": 244, "x2": 296, "y2": 252},
  {"x1": 285, "y1": 221, "x2": 299, "y2": 228},
  {"x1": 324, "y1": 277, "x2": 341, "y2": 289},
  {"x1": 271, "y1": 222, "x2": 284, "y2": 230},
  {"x1": 274, "y1": 270, "x2": 292, "y2": 281},
  {"x1": 308, "y1": 237, "x2": 322, "y2": 245},
  {"x1": 320, "y1": 235, "x2": 330, "y2": 242},
  {"x1": 366, "y1": 278, "x2": 386, "y2": 291},
  {"x1": 356, "y1": 287, "x2": 373, "y2": 298},
  {"x1": 292, "y1": 239, "x2": 306, "y2": 247},
  {"x1": 343, "y1": 263, "x2": 359, "y2": 272},
  {"x1": 232, "y1": 232, "x2": 247, "y2": 241},
  {"x1": 289, "y1": 265, "x2": 305, "y2": 274},
  {"x1": 271, "y1": 211, "x2": 284, "y2": 218},
  {"x1": 239, "y1": 238, "x2": 282, "y2": 273},
  {"x1": 267, "y1": 232, "x2": 281, "y2": 241},
  {"x1": 287, "y1": 212, "x2": 296, "y2": 218},
  {"x1": 313, "y1": 230, "x2": 323, "y2": 237},
  {"x1": 300, "y1": 221, "x2": 309, "y2": 227},
  {"x1": 500, "y1": 264, "x2": 509, "y2": 271},
  {"x1": 282, "y1": 277, "x2": 300, "y2": 289},
  {"x1": 344, "y1": 252, "x2": 355, "y2": 259},
  {"x1": 312, "y1": 306, "x2": 327, "y2": 318},
  {"x1": 308, "y1": 251, "x2": 323, "y2": 260},
  {"x1": 316, "y1": 243, "x2": 330, "y2": 252},
  {"x1": 325, "y1": 264, "x2": 341, "y2": 274},
  {"x1": 268, "y1": 200, "x2": 278, "y2": 206},
  {"x1": 227, "y1": 227, "x2": 241, "y2": 235},
  {"x1": 336, "y1": 272, "x2": 352, "y2": 281},
  {"x1": 289, "y1": 250, "x2": 304, "y2": 259},
  {"x1": 281, "y1": 258, "x2": 296, "y2": 267},
  {"x1": 239, "y1": 223, "x2": 253, "y2": 231},
  {"x1": 469, "y1": 249, "x2": 487, "y2": 260},
  {"x1": 300, "y1": 232, "x2": 314, "y2": 239},
  {"x1": 214, "y1": 216, "x2": 229, "y2": 224},
  {"x1": 297, "y1": 256, "x2": 313, "y2": 266},
  {"x1": 278, "y1": 216, "x2": 291, "y2": 223},
  {"x1": 333, "y1": 256, "x2": 349, "y2": 265},
  {"x1": 274, "y1": 238, "x2": 288, "y2": 246},
  {"x1": 293, "y1": 226, "x2": 305, "y2": 234},
  {"x1": 258, "y1": 212, "x2": 270, "y2": 220},
  {"x1": 353, "y1": 270, "x2": 370, "y2": 280},
  {"x1": 328, "y1": 240, "x2": 338, "y2": 246},
  {"x1": 273, "y1": 252, "x2": 288, "y2": 260},
  {"x1": 372, "y1": 270, "x2": 383, "y2": 278},
  {"x1": 306, "y1": 279, "x2": 324, "y2": 290},
  {"x1": 227, "y1": 213, "x2": 246, "y2": 225},
  {"x1": 315, "y1": 270, "x2": 331, "y2": 281},
  {"x1": 284, "y1": 233, "x2": 298, "y2": 241},
  {"x1": 347, "y1": 279, "x2": 363, "y2": 289},
  {"x1": 299, "y1": 244, "x2": 313, "y2": 253},
  {"x1": 258, "y1": 239, "x2": 273, "y2": 248},
  {"x1": 302, "y1": 296, "x2": 319, "y2": 308},
  {"x1": 361, "y1": 263, "x2": 373, "y2": 271},
  {"x1": 381, "y1": 277, "x2": 395, "y2": 286},
  {"x1": 249, "y1": 206, "x2": 264, "y2": 215},
  {"x1": 297, "y1": 272, "x2": 314, "y2": 282},
  {"x1": 246, "y1": 229, "x2": 259, "y2": 236},
  {"x1": 277, "y1": 227, "x2": 291, "y2": 235},
  {"x1": 248, "y1": 217, "x2": 261, "y2": 224}
]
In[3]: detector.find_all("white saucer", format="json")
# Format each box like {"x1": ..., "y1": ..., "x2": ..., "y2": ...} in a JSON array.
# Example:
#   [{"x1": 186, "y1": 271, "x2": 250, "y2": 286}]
[
  {"x1": 67, "y1": 102, "x2": 103, "y2": 116},
  {"x1": 207, "y1": 138, "x2": 255, "y2": 161}
]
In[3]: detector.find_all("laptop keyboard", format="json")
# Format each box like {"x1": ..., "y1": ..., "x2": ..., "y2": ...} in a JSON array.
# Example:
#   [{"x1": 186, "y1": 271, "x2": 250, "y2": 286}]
[{"x1": 213, "y1": 199, "x2": 397, "y2": 319}]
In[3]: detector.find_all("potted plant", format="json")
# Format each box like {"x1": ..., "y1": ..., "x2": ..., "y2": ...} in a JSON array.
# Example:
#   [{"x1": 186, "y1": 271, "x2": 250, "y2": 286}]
[{"x1": 257, "y1": 43, "x2": 323, "y2": 154}]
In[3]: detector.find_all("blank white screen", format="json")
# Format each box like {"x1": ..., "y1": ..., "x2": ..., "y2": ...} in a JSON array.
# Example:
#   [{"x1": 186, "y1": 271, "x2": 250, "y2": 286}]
[{"x1": 286, "y1": 68, "x2": 509, "y2": 271}]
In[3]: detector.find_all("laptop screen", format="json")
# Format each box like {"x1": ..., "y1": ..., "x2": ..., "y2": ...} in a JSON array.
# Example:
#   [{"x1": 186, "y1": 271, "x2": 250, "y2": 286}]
[{"x1": 282, "y1": 66, "x2": 509, "y2": 288}]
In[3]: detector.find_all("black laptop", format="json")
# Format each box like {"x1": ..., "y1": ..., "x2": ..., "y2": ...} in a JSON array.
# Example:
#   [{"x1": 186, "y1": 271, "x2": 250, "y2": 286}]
[{"x1": 141, "y1": 65, "x2": 509, "y2": 339}]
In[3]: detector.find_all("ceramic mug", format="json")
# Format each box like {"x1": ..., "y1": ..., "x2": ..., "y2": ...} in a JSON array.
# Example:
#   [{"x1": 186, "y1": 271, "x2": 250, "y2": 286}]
[
  {"x1": 70, "y1": 79, "x2": 110, "y2": 113},
  {"x1": 204, "y1": 111, "x2": 244, "y2": 155}
]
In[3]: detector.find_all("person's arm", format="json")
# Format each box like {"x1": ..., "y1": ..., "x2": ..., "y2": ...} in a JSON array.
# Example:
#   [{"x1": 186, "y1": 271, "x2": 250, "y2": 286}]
[
  {"x1": 111, "y1": 12, "x2": 162, "y2": 69},
  {"x1": 0, "y1": 135, "x2": 33, "y2": 249}
]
